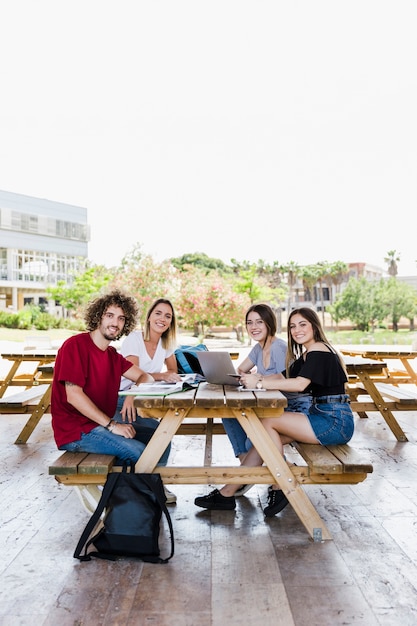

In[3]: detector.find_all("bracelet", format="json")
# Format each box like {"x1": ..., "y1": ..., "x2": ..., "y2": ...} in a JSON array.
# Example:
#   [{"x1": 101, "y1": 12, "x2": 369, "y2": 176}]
[
  {"x1": 108, "y1": 420, "x2": 117, "y2": 433},
  {"x1": 104, "y1": 419, "x2": 112, "y2": 429}
]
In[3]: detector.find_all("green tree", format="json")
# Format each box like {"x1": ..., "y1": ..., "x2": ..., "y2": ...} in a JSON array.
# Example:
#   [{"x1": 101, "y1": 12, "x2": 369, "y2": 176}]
[
  {"x1": 380, "y1": 278, "x2": 417, "y2": 332},
  {"x1": 171, "y1": 252, "x2": 231, "y2": 274},
  {"x1": 234, "y1": 264, "x2": 265, "y2": 304},
  {"x1": 329, "y1": 277, "x2": 377, "y2": 331}
]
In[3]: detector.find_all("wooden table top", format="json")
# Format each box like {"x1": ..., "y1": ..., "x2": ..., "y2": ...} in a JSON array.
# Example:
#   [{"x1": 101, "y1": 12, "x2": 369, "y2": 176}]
[
  {"x1": 343, "y1": 356, "x2": 387, "y2": 372},
  {"x1": 132, "y1": 362, "x2": 385, "y2": 410},
  {"x1": 341, "y1": 347, "x2": 417, "y2": 359},
  {"x1": 0, "y1": 350, "x2": 57, "y2": 360},
  {"x1": 134, "y1": 382, "x2": 288, "y2": 410}
]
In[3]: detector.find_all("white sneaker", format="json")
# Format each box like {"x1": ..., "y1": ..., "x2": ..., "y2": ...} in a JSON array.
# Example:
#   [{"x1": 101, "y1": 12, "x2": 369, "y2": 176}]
[
  {"x1": 164, "y1": 486, "x2": 177, "y2": 504},
  {"x1": 235, "y1": 484, "x2": 254, "y2": 497}
]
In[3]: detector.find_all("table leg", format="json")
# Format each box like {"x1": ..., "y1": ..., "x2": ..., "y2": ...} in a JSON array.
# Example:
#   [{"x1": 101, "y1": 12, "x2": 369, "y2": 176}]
[
  {"x1": 355, "y1": 370, "x2": 408, "y2": 442},
  {"x1": 400, "y1": 358, "x2": 417, "y2": 385},
  {"x1": 14, "y1": 385, "x2": 52, "y2": 444},
  {"x1": 232, "y1": 408, "x2": 332, "y2": 541},
  {"x1": 134, "y1": 408, "x2": 190, "y2": 473},
  {"x1": 0, "y1": 361, "x2": 21, "y2": 397}
]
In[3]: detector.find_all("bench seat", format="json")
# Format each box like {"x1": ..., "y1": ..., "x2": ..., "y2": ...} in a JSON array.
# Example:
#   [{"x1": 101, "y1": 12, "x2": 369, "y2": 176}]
[
  {"x1": 49, "y1": 440, "x2": 373, "y2": 488},
  {"x1": 0, "y1": 384, "x2": 50, "y2": 413},
  {"x1": 291, "y1": 442, "x2": 373, "y2": 484},
  {"x1": 347, "y1": 382, "x2": 417, "y2": 410},
  {"x1": 374, "y1": 383, "x2": 417, "y2": 405}
]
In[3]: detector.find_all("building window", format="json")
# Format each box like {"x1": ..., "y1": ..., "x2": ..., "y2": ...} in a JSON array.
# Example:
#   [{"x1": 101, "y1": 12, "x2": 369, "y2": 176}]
[
  {"x1": 10, "y1": 249, "x2": 82, "y2": 284},
  {"x1": 4, "y1": 210, "x2": 88, "y2": 242}
]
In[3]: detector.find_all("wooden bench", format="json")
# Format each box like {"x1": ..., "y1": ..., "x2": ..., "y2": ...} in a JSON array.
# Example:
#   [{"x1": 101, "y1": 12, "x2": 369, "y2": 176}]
[
  {"x1": 0, "y1": 384, "x2": 50, "y2": 413},
  {"x1": 374, "y1": 383, "x2": 417, "y2": 407},
  {"x1": 290, "y1": 442, "x2": 373, "y2": 484},
  {"x1": 347, "y1": 382, "x2": 417, "y2": 414},
  {"x1": 49, "y1": 440, "x2": 373, "y2": 488}
]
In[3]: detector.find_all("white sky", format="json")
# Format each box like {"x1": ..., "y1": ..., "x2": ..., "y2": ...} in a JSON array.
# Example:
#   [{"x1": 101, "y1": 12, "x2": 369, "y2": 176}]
[{"x1": 1, "y1": 1, "x2": 416, "y2": 275}]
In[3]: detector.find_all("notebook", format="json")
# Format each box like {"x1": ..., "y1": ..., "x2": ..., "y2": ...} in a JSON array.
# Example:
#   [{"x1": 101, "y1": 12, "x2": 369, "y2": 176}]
[{"x1": 196, "y1": 351, "x2": 241, "y2": 386}]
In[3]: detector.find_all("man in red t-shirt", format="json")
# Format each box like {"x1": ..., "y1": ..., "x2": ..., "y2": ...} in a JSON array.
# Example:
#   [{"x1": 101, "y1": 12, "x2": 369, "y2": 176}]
[{"x1": 51, "y1": 290, "x2": 159, "y2": 465}]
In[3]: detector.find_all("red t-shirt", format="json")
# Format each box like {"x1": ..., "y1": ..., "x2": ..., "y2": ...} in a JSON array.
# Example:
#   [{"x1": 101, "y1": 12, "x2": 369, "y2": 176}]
[{"x1": 51, "y1": 333, "x2": 133, "y2": 447}]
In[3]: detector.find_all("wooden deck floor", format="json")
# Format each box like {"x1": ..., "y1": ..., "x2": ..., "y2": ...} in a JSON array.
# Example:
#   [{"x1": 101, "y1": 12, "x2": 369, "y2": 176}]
[{"x1": 1, "y1": 407, "x2": 417, "y2": 626}]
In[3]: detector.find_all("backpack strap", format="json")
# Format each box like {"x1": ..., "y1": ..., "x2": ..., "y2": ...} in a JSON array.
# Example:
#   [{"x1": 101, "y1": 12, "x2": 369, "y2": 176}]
[{"x1": 73, "y1": 472, "x2": 120, "y2": 561}]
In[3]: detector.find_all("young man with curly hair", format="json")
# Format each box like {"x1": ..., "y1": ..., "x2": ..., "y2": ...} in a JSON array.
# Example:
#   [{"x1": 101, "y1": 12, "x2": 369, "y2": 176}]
[{"x1": 51, "y1": 290, "x2": 163, "y2": 465}]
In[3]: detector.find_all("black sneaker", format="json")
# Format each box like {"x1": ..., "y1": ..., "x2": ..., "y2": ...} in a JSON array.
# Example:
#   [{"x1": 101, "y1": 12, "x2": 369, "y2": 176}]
[
  {"x1": 263, "y1": 488, "x2": 289, "y2": 517},
  {"x1": 194, "y1": 489, "x2": 236, "y2": 510}
]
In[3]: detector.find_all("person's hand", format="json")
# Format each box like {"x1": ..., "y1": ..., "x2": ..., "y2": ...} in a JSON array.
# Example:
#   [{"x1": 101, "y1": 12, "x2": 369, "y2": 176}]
[
  {"x1": 120, "y1": 396, "x2": 137, "y2": 422},
  {"x1": 239, "y1": 373, "x2": 260, "y2": 388},
  {"x1": 111, "y1": 422, "x2": 136, "y2": 438},
  {"x1": 160, "y1": 372, "x2": 182, "y2": 383}
]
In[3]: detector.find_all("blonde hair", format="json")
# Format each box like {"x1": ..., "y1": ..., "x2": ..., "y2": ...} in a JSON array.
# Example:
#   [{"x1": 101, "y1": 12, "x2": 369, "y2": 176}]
[{"x1": 143, "y1": 298, "x2": 177, "y2": 350}]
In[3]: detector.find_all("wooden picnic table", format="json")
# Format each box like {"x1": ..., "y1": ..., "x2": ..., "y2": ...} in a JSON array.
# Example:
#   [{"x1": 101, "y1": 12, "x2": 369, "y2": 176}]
[
  {"x1": 0, "y1": 349, "x2": 56, "y2": 396},
  {"x1": 130, "y1": 381, "x2": 372, "y2": 542},
  {"x1": 0, "y1": 349, "x2": 56, "y2": 444},
  {"x1": 341, "y1": 347, "x2": 417, "y2": 385},
  {"x1": 343, "y1": 355, "x2": 417, "y2": 442}
]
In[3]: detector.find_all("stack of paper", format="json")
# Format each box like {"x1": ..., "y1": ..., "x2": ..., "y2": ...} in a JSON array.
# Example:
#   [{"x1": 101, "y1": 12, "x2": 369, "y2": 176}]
[{"x1": 119, "y1": 374, "x2": 201, "y2": 396}]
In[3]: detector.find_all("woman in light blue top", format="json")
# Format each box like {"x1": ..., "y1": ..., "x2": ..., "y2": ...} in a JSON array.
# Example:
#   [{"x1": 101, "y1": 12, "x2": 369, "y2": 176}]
[{"x1": 223, "y1": 303, "x2": 312, "y2": 496}]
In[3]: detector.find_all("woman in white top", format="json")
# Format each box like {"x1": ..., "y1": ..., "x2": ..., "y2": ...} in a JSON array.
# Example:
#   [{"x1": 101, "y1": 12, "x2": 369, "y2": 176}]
[
  {"x1": 116, "y1": 298, "x2": 180, "y2": 419},
  {"x1": 114, "y1": 298, "x2": 181, "y2": 502}
]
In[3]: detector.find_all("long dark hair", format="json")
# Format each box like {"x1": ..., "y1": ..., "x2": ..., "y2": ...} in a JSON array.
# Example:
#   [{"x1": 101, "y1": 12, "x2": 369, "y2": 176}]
[
  {"x1": 245, "y1": 303, "x2": 277, "y2": 349},
  {"x1": 286, "y1": 307, "x2": 347, "y2": 375}
]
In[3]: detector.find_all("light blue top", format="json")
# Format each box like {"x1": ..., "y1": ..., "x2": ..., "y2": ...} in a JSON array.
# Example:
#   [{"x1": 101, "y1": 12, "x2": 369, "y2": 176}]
[{"x1": 247, "y1": 338, "x2": 287, "y2": 376}]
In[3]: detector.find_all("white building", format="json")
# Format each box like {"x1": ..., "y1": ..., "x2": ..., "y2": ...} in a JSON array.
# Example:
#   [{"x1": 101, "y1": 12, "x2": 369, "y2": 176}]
[{"x1": 0, "y1": 190, "x2": 89, "y2": 311}]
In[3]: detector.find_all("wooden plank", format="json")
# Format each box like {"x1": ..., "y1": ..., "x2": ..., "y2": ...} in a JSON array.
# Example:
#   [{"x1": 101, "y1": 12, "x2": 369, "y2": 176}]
[
  {"x1": 48, "y1": 451, "x2": 90, "y2": 475},
  {"x1": 292, "y1": 442, "x2": 344, "y2": 474},
  {"x1": 176, "y1": 421, "x2": 226, "y2": 435},
  {"x1": 375, "y1": 383, "x2": 417, "y2": 404},
  {"x1": 326, "y1": 444, "x2": 374, "y2": 474},
  {"x1": 53, "y1": 466, "x2": 370, "y2": 486},
  {"x1": 78, "y1": 453, "x2": 117, "y2": 474},
  {"x1": 194, "y1": 383, "x2": 231, "y2": 407},
  {"x1": 0, "y1": 384, "x2": 49, "y2": 405}
]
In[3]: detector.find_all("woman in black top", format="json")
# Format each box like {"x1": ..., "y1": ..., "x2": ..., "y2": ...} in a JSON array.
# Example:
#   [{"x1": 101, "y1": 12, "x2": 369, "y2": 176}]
[{"x1": 194, "y1": 307, "x2": 354, "y2": 517}]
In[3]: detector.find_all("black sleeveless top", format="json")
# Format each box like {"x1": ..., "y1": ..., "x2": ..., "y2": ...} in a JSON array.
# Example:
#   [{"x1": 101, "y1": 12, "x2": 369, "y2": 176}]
[{"x1": 290, "y1": 348, "x2": 347, "y2": 397}]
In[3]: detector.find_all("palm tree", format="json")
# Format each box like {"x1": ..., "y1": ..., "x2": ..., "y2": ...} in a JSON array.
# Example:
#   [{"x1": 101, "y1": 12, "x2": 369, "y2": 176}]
[
  {"x1": 282, "y1": 261, "x2": 300, "y2": 314},
  {"x1": 315, "y1": 261, "x2": 331, "y2": 325},
  {"x1": 384, "y1": 250, "x2": 400, "y2": 277}
]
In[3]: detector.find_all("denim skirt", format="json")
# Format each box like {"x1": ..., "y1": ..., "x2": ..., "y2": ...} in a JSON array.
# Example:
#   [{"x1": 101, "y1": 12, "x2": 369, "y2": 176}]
[{"x1": 307, "y1": 394, "x2": 354, "y2": 445}]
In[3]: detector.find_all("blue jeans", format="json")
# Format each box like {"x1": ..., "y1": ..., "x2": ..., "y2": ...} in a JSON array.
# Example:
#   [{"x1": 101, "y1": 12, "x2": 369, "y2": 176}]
[
  {"x1": 113, "y1": 394, "x2": 171, "y2": 464},
  {"x1": 308, "y1": 395, "x2": 354, "y2": 445},
  {"x1": 60, "y1": 408, "x2": 170, "y2": 467},
  {"x1": 222, "y1": 394, "x2": 313, "y2": 457}
]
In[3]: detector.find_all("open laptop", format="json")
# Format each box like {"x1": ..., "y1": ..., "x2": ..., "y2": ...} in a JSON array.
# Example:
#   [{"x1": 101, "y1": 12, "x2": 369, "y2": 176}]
[{"x1": 196, "y1": 351, "x2": 241, "y2": 386}]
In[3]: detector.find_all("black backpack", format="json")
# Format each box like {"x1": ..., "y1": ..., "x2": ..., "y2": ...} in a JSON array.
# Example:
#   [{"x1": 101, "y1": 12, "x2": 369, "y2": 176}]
[{"x1": 74, "y1": 469, "x2": 174, "y2": 563}]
